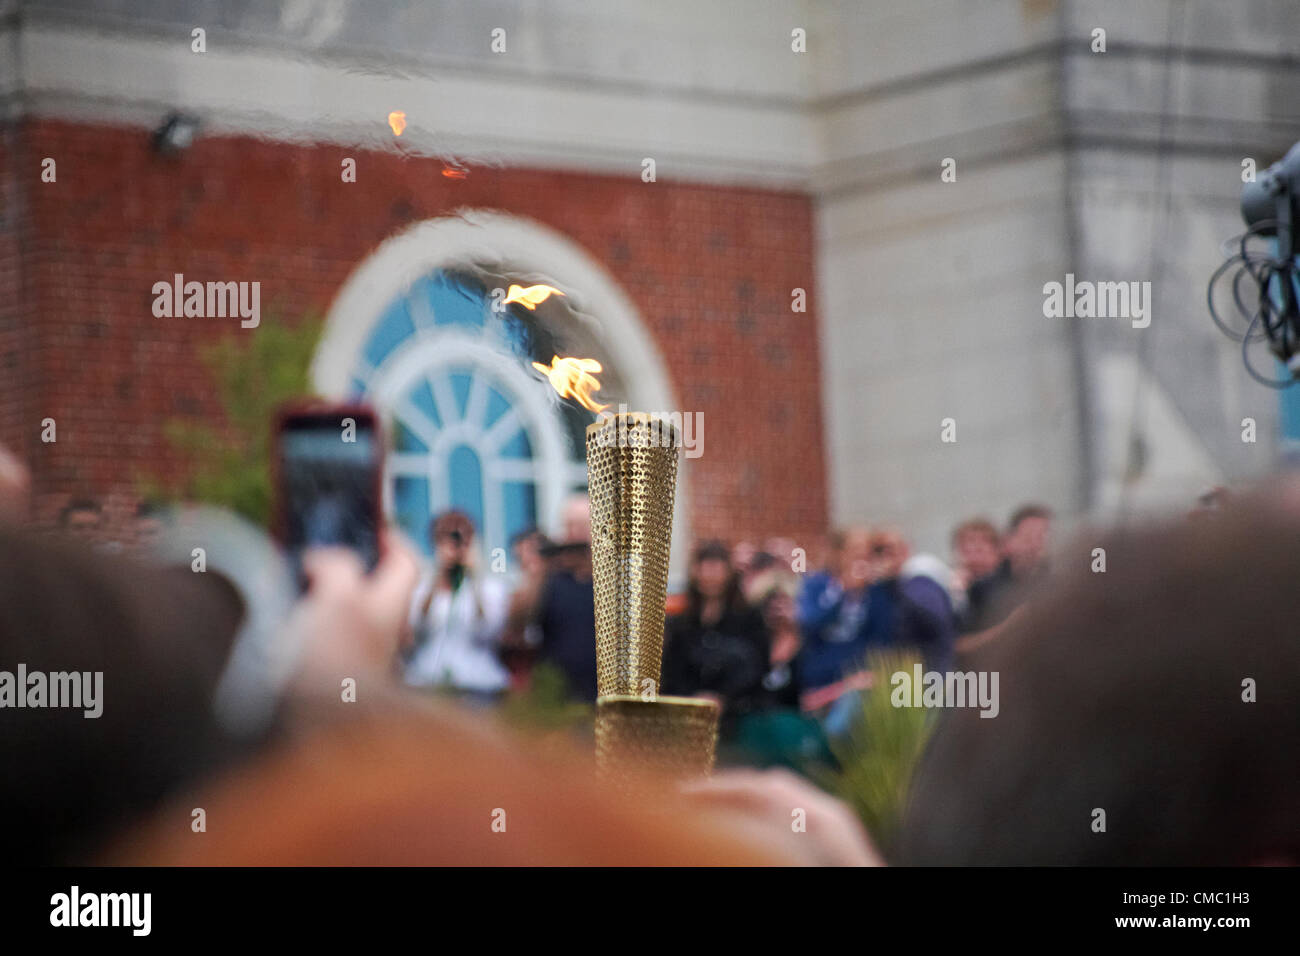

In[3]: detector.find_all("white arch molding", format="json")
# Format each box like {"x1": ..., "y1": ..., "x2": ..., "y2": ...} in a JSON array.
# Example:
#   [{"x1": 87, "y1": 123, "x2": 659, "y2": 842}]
[{"x1": 315, "y1": 209, "x2": 690, "y2": 587}]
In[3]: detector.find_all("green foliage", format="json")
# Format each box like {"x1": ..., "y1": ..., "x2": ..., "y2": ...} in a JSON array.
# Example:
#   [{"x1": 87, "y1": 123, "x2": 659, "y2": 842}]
[
  {"x1": 830, "y1": 652, "x2": 936, "y2": 860},
  {"x1": 144, "y1": 315, "x2": 323, "y2": 527},
  {"x1": 500, "y1": 662, "x2": 592, "y2": 734}
]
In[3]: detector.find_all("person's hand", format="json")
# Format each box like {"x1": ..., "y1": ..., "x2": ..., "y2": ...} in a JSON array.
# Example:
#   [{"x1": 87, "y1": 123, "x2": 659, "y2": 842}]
[
  {"x1": 799, "y1": 670, "x2": 873, "y2": 712},
  {"x1": 951, "y1": 566, "x2": 971, "y2": 592},
  {"x1": 680, "y1": 768, "x2": 884, "y2": 866},
  {"x1": 840, "y1": 555, "x2": 874, "y2": 593},
  {"x1": 286, "y1": 532, "x2": 420, "y2": 696}
]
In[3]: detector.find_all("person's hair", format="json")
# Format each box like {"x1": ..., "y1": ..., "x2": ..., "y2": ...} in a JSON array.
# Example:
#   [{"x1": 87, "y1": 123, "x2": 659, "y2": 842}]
[
  {"x1": 108, "y1": 698, "x2": 793, "y2": 865},
  {"x1": 1007, "y1": 504, "x2": 1052, "y2": 532},
  {"x1": 58, "y1": 497, "x2": 102, "y2": 526},
  {"x1": 510, "y1": 526, "x2": 542, "y2": 549},
  {"x1": 898, "y1": 485, "x2": 1300, "y2": 865},
  {"x1": 135, "y1": 498, "x2": 168, "y2": 520},
  {"x1": 951, "y1": 517, "x2": 999, "y2": 548},
  {"x1": 685, "y1": 539, "x2": 747, "y2": 619},
  {"x1": 0, "y1": 524, "x2": 247, "y2": 863},
  {"x1": 430, "y1": 509, "x2": 475, "y2": 544}
]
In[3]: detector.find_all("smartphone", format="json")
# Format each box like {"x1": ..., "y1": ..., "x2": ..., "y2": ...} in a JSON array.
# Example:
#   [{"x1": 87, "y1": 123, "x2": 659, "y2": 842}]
[{"x1": 273, "y1": 403, "x2": 383, "y2": 591}]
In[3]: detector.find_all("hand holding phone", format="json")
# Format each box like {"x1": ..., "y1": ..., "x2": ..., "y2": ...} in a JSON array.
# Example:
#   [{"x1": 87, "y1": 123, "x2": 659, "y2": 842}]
[{"x1": 273, "y1": 403, "x2": 383, "y2": 591}]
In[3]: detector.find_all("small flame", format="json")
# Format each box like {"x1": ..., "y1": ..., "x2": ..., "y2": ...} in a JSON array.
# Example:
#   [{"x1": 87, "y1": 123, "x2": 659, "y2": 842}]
[
  {"x1": 442, "y1": 166, "x2": 467, "y2": 179},
  {"x1": 388, "y1": 111, "x2": 407, "y2": 136},
  {"x1": 503, "y1": 283, "x2": 564, "y2": 311},
  {"x1": 532, "y1": 355, "x2": 608, "y2": 413}
]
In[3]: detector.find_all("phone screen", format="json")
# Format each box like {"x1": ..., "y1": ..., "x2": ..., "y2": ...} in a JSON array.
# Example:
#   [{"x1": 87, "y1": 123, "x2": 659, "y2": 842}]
[{"x1": 278, "y1": 412, "x2": 381, "y2": 589}]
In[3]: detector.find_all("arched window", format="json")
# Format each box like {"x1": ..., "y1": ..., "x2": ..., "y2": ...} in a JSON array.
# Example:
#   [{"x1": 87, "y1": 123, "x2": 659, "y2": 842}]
[
  {"x1": 314, "y1": 211, "x2": 690, "y2": 586},
  {"x1": 348, "y1": 272, "x2": 594, "y2": 556}
]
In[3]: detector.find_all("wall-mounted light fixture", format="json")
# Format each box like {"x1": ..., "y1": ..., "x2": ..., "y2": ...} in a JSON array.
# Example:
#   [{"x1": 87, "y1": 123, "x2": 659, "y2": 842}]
[{"x1": 152, "y1": 112, "x2": 200, "y2": 154}]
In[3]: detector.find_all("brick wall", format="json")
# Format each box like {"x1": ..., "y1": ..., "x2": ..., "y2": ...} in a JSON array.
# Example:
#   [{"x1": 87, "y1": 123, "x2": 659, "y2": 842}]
[{"x1": 6, "y1": 118, "x2": 828, "y2": 547}]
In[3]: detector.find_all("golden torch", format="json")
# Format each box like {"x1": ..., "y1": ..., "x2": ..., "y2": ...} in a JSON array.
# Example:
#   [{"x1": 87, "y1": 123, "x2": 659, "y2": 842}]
[
  {"x1": 594, "y1": 694, "x2": 719, "y2": 789},
  {"x1": 584, "y1": 411, "x2": 679, "y2": 698},
  {"x1": 533, "y1": 349, "x2": 717, "y2": 785}
]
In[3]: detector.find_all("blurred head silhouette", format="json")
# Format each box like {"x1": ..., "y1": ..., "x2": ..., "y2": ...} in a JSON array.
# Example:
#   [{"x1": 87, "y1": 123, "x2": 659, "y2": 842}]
[{"x1": 900, "y1": 483, "x2": 1300, "y2": 865}]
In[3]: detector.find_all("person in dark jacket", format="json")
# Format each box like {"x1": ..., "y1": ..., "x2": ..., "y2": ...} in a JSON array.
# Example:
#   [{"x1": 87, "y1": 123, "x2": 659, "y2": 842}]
[
  {"x1": 661, "y1": 541, "x2": 770, "y2": 737},
  {"x1": 506, "y1": 496, "x2": 598, "y2": 701},
  {"x1": 963, "y1": 504, "x2": 1053, "y2": 633}
]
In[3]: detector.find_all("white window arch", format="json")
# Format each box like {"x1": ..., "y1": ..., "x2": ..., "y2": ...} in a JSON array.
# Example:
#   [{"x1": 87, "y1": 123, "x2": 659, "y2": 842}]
[{"x1": 313, "y1": 211, "x2": 689, "y2": 584}]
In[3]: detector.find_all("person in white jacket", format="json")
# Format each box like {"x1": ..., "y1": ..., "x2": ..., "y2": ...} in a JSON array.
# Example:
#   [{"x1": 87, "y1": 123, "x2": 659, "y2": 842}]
[{"x1": 403, "y1": 510, "x2": 509, "y2": 704}]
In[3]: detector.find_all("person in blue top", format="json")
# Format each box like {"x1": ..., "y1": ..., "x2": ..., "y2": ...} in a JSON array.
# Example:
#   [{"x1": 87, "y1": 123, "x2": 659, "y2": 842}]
[
  {"x1": 797, "y1": 527, "x2": 896, "y2": 695},
  {"x1": 798, "y1": 527, "x2": 957, "y2": 725}
]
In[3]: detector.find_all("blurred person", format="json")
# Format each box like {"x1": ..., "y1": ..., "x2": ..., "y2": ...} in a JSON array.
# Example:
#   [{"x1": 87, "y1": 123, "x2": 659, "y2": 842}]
[
  {"x1": 510, "y1": 527, "x2": 548, "y2": 583},
  {"x1": 797, "y1": 527, "x2": 893, "y2": 703},
  {"x1": 508, "y1": 494, "x2": 598, "y2": 701},
  {"x1": 148, "y1": 503, "x2": 299, "y2": 738},
  {"x1": 132, "y1": 498, "x2": 169, "y2": 555},
  {"x1": 963, "y1": 504, "x2": 1053, "y2": 633},
  {"x1": 743, "y1": 558, "x2": 803, "y2": 708},
  {"x1": 58, "y1": 497, "x2": 103, "y2": 538},
  {"x1": 731, "y1": 538, "x2": 758, "y2": 580},
  {"x1": 0, "y1": 523, "x2": 250, "y2": 863},
  {"x1": 726, "y1": 571, "x2": 837, "y2": 771},
  {"x1": 1003, "y1": 504, "x2": 1052, "y2": 577},
  {"x1": 949, "y1": 517, "x2": 1001, "y2": 632},
  {"x1": 950, "y1": 518, "x2": 1002, "y2": 587},
  {"x1": 403, "y1": 510, "x2": 509, "y2": 704},
  {"x1": 755, "y1": 585, "x2": 801, "y2": 708},
  {"x1": 813, "y1": 528, "x2": 957, "y2": 734},
  {"x1": 0, "y1": 441, "x2": 30, "y2": 521},
  {"x1": 498, "y1": 527, "x2": 550, "y2": 684},
  {"x1": 887, "y1": 535, "x2": 959, "y2": 675},
  {"x1": 740, "y1": 548, "x2": 779, "y2": 598},
  {"x1": 762, "y1": 536, "x2": 798, "y2": 573},
  {"x1": 763, "y1": 536, "x2": 797, "y2": 557},
  {"x1": 661, "y1": 541, "x2": 770, "y2": 737},
  {"x1": 804, "y1": 532, "x2": 834, "y2": 577},
  {"x1": 899, "y1": 483, "x2": 1300, "y2": 865}
]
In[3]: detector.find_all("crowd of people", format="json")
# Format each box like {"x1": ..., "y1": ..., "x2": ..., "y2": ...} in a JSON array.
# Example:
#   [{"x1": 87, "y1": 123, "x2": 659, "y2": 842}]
[
  {"x1": 394, "y1": 492, "x2": 1056, "y2": 764},
  {"x1": 37, "y1": 469, "x2": 1059, "y2": 763}
]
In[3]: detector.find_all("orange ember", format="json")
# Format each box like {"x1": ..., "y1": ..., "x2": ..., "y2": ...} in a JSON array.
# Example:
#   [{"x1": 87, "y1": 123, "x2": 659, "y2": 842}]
[
  {"x1": 388, "y1": 111, "x2": 407, "y2": 136},
  {"x1": 532, "y1": 355, "x2": 608, "y2": 413},
  {"x1": 503, "y1": 284, "x2": 564, "y2": 311}
]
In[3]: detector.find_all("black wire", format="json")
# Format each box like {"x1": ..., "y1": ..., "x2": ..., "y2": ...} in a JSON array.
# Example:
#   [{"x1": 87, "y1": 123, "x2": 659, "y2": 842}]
[
  {"x1": 1208, "y1": 217, "x2": 1300, "y2": 379},
  {"x1": 1241, "y1": 310, "x2": 1294, "y2": 388}
]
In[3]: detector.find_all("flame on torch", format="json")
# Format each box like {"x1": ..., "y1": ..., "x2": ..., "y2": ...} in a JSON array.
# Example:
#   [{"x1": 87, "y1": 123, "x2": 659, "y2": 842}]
[
  {"x1": 504, "y1": 284, "x2": 564, "y2": 311},
  {"x1": 388, "y1": 111, "x2": 407, "y2": 136},
  {"x1": 533, "y1": 355, "x2": 609, "y2": 413}
]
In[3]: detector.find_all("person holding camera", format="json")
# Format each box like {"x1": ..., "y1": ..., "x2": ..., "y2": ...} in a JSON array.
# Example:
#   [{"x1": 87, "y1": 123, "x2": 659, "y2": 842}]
[{"x1": 402, "y1": 510, "x2": 509, "y2": 705}]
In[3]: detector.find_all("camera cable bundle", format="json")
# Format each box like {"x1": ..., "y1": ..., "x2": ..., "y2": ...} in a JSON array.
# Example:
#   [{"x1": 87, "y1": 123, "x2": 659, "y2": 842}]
[{"x1": 1208, "y1": 142, "x2": 1300, "y2": 388}]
